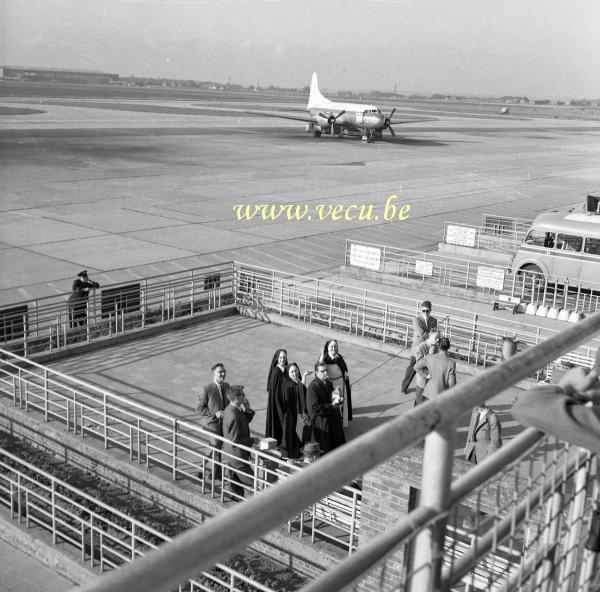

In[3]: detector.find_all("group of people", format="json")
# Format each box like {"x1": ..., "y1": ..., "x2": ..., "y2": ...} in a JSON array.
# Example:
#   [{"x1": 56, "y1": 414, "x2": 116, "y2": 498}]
[
  {"x1": 194, "y1": 339, "x2": 354, "y2": 499},
  {"x1": 264, "y1": 340, "x2": 353, "y2": 459},
  {"x1": 401, "y1": 299, "x2": 503, "y2": 464}
]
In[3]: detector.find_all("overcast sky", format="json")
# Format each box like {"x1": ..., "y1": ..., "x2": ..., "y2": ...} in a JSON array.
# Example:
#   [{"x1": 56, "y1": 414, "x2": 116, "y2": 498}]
[{"x1": 1, "y1": 0, "x2": 599, "y2": 98}]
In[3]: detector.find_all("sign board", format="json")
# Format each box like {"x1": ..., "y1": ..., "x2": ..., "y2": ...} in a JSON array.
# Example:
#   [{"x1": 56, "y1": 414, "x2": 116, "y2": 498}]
[
  {"x1": 349, "y1": 244, "x2": 381, "y2": 271},
  {"x1": 446, "y1": 225, "x2": 477, "y2": 247},
  {"x1": 476, "y1": 266, "x2": 505, "y2": 291},
  {"x1": 415, "y1": 260, "x2": 434, "y2": 276}
]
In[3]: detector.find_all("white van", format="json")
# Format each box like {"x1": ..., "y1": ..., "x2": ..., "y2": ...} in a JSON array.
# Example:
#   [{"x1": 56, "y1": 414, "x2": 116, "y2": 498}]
[{"x1": 511, "y1": 200, "x2": 600, "y2": 289}]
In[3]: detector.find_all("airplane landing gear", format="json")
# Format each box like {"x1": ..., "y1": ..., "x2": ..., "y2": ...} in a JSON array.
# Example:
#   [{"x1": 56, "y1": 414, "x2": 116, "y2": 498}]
[
  {"x1": 313, "y1": 130, "x2": 322, "y2": 138},
  {"x1": 362, "y1": 130, "x2": 376, "y2": 143}
]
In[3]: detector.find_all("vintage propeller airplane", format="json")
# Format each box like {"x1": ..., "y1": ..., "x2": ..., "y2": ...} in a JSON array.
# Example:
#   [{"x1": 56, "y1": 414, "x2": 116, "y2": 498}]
[{"x1": 250, "y1": 73, "x2": 436, "y2": 143}]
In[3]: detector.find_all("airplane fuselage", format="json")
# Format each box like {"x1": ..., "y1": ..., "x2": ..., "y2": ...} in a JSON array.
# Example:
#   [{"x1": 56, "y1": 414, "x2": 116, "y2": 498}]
[{"x1": 309, "y1": 107, "x2": 387, "y2": 131}]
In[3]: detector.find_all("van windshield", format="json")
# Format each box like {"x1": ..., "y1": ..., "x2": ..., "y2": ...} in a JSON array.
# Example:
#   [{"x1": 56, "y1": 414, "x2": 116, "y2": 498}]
[{"x1": 524, "y1": 230, "x2": 555, "y2": 248}]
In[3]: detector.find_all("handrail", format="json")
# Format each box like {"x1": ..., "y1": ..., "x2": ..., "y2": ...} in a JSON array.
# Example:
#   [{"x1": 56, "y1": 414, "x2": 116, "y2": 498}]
[
  {"x1": 301, "y1": 428, "x2": 547, "y2": 592},
  {"x1": 77, "y1": 312, "x2": 600, "y2": 592},
  {"x1": 0, "y1": 446, "x2": 271, "y2": 591},
  {"x1": 0, "y1": 347, "x2": 361, "y2": 552}
]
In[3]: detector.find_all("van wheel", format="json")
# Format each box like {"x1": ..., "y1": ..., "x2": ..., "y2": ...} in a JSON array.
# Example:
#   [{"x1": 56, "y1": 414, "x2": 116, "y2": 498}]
[{"x1": 520, "y1": 264, "x2": 543, "y2": 277}]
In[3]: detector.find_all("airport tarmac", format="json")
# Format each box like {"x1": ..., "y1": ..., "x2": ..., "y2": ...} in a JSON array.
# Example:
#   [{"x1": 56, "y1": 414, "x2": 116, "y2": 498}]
[
  {"x1": 1, "y1": 94, "x2": 600, "y2": 307},
  {"x1": 1, "y1": 89, "x2": 598, "y2": 590}
]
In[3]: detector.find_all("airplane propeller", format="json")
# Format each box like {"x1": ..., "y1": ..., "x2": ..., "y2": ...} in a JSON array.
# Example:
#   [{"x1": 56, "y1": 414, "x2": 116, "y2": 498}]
[
  {"x1": 319, "y1": 110, "x2": 346, "y2": 136},
  {"x1": 383, "y1": 108, "x2": 397, "y2": 136}
]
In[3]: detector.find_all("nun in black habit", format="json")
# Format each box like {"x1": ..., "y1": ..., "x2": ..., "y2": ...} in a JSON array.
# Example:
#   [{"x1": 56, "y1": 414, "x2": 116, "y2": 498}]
[{"x1": 265, "y1": 348, "x2": 287, "y2": 445}]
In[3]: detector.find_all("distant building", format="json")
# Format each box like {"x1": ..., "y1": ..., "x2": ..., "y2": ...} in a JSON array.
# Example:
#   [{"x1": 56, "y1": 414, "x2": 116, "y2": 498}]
[{"x1": 1, "y1": 66, "x2": 118, "y2": 84}]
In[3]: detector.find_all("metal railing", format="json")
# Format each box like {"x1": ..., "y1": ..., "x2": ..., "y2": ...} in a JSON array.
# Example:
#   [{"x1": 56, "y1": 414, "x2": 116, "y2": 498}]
[
  {"x1": 0, "y1": 262, "x2": 236, "y2": 357},
  {"x1": 0, "y1": 447, "x2": 272, "y2": 591},
  {"x1": 235, "y1": 263, "x2": 599, "y2": 377},
  {"x1": 480, "y1": 213, "x2": 533, "y2": 235},
  {"x1": 0, "y1": 348, "x2": 361, "y2": 555},
  {"x1": 442, "y1": 222, "x2": 527, "y2": 253},
  {"x1": 73, "y1": 311, "x2": 600, "y2": 592},
  {"x1": 344, "y1": 240, "x2": 600, "y2": 315}
]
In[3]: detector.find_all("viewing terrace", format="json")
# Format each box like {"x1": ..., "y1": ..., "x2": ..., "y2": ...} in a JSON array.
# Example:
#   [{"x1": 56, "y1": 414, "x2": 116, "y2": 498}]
[{"x1": 1, "y1": 262, "x2": 599, "y2": 591}]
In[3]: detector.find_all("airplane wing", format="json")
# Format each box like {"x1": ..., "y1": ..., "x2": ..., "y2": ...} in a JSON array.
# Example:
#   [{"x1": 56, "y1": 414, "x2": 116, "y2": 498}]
[
  {"x1": 244, "y1": 110, "x2": 315, "y2": 124},
  {"x1": 390, "y1": 117, "x2": 438, "y2": 124}
]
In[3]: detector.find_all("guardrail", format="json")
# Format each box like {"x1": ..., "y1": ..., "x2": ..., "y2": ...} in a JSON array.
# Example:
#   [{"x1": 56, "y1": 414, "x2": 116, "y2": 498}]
[
  {"x1": 442, "y1": 222, "x2": 527, "y2": 253},
  {"x1": 0, "y1": 446, "x2": 272, "y2": 591},
  {"x1": 74, "y1": 311, "x2": 600, "y2": 592},
  {"x1": 0, "y1": 347, "x2": 361, "y2": 555},
  {"x1": 235, "y1": 263, "x2": 599, "y2": 377},
  {"x1": 345, "y1": 240, "x2": 600, "y2": 315},
  {"x1": 0, "y1": 262, "x2": 236, "y2": 358},
  {"x1": 480, "y1": 213, "x2": 533, "y2": 235}
]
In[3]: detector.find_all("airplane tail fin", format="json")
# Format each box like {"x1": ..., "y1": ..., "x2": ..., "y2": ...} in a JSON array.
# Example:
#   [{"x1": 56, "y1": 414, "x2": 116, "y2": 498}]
[{"x1": 308, "y1": 72, "x2": 329, "y2": 109}]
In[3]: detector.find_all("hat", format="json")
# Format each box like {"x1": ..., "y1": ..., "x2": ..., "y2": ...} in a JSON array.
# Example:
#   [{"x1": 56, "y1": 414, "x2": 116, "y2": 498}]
[
  {"x1": 300, "y1": 442, "x2": 322, "y2": 455},
  {"x1": 77, "y1": 270, "x2": 88, "y2": 278}
]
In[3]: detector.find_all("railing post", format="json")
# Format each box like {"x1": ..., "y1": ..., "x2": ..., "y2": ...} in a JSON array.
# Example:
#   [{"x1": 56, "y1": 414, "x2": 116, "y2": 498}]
[
  {"x1": 86, "y1": 301, "x2": 91, "y2": 342},
  {"x1": 172, "y1": 419, "x2": 178, "y2": 480},
  {"x1": 382, "y1": 305, "x2": 388, "y2": 343},
  {"x1": 409, "y1": 423, "x2": 455, "y2": 592},
  {"x1": 44, "y1": 368, "x2": 49, "y2": 421},
  {"x1": 52, "y1": 478, "x2": 57, "y2": 544},
  {"x1": 537, "y1": 488, "x2": 564, "y2": 592},
  {"x1": 558, "y1": 455, "x2": 590, "y2": 592}
]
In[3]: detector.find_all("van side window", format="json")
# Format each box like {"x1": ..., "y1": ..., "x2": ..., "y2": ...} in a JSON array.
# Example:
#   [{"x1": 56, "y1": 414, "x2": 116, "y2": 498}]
[
  {"x1": 556, "y1": 234, "x2": 583, "y2": 252},
  {"x1": 525, "y1": 230, "x2": 555, "y2": 248},
  {"x1": 584, "y1": 237, "x2": 600, "y2": 256}
]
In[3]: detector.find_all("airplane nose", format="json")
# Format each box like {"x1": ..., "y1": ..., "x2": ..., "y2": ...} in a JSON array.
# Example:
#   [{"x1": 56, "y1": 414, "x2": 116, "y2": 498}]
[{"x1": 364, "y1": 113, "x2": 385, "y2": 128}]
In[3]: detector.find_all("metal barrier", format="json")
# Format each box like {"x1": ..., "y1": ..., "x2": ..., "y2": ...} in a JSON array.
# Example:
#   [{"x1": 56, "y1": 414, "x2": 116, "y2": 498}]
[
  {"x1": 480, "y1": 213, "x2": 533, "y2": 235},
  {"x1": 0, "y1": 262, "x2": 235, "y2": 357},
  {"x1": 345, "y1": 239, "x2": 600, "y2": 316},
  {"x1": 442, "y1": 222, "x2": 527, "y2": 253},
  {"x1": 235, "y1": 263, "x2": 599, "y2": 376},
  {"x1": 0, "y1": 447, "x2": 271, "y2": 591},
  {"x1": 0, "y1": 348, "x2": 361, "y2": 555},
  {"x1": 73, "y1": 311, "x2": 600, "y2": 592}
]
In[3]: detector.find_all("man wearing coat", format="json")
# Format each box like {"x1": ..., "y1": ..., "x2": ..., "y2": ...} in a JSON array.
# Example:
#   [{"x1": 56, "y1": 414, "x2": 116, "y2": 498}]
[
  {"x1": 412, "y1": 331, "x2": 440, "y2": 406},
  {"x1": 196, "y1": 362, "x2": 229, "y2": 479},
  {"x1": 415, "y1": 337, "x2": 456, "y2": 402},
  {"x1": 464, "y1": 402, "x2": 502, "y2": 464},
  {"x1": 401, "y1": 300, "x2": 438, "y2": 394},
  {"x1": 306, "y1": 362, "x2": 345, "y2": 454},
  {"x1": 222, "y1": 385, "x2": 257, "y2": 499}
]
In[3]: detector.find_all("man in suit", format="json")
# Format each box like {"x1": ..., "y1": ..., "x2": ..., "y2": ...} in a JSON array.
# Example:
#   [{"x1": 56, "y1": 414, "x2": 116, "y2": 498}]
[
  {"x1": 415, "y1": 337, "x2": 456, "y2": 402},
  {"x1": 222, "y1": 385, "x2": 257, "y2": 499},
  {"x1": 401, "y1": 300, "x2": 438, "y2": 394},
  {"x1": 306, "y1": 362, "x2": 345, "y2": 454},
  {"x1": 196, "y1": 362, "x2": 229, "y2": 479},
  {"x1": 412, "y1": 331, "x2": 440, "y2": 406},
  {"x1": 464, "y1": 402, "x2": 502, "y2": 464}
]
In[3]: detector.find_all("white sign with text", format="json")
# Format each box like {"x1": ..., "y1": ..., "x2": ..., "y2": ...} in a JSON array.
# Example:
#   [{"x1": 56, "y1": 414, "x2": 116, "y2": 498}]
[
  {"x1": 476, "y1": 266, "x2": 505, "y2": 290},
  {"x1": 446, "y1": 225, "x2": 477, "y2": 247},
  {"x1": 349, "y1": 244, "x2": 382, "y2": 271},
  {"x1": 415, "y1": 260, "x2": 434, "y2": 276}
]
